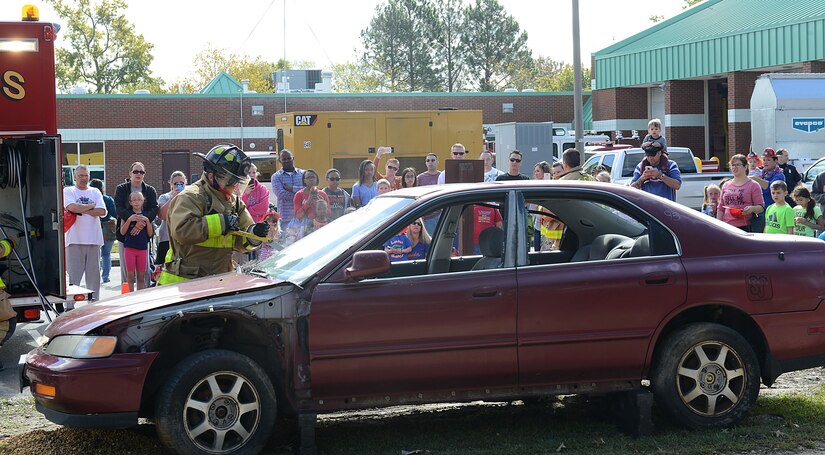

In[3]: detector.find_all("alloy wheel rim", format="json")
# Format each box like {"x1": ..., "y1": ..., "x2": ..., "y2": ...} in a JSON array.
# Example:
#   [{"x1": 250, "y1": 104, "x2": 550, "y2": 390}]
[
  {"x1": 675, "y1": 341, "x2": 746, "y2": 417},
  {"x1": 183, "y1": 371, "x2": 261, "y2": 453}
]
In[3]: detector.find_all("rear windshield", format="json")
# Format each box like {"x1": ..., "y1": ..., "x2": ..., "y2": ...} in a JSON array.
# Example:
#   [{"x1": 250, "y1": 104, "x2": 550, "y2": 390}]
[{"x1": 621, "y1": 151, "x2": 697, "y2": 177}]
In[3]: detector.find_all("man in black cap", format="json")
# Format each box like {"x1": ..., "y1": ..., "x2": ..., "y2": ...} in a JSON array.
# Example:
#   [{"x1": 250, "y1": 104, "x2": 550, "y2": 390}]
[{"x1": 629, "y1": 144, "x2": 682, "y2": 201}]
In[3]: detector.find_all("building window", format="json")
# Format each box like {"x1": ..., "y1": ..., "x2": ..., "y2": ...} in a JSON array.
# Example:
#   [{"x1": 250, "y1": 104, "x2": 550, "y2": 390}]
[
  {"x1": 62, "y1": 141, "x2": 106, "y2": 185},
  {"x1": 252, "y1": 105, "x2": 264, "y2": 116}
]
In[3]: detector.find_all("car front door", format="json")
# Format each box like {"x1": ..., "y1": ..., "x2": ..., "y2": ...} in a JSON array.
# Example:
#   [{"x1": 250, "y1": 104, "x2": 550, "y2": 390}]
[
  {"x1": 516, "y1": 192, "x2": 687, "y2": 388},
  {"x1": 308, "y1": 193, "x2": 519, "y2": 403}
]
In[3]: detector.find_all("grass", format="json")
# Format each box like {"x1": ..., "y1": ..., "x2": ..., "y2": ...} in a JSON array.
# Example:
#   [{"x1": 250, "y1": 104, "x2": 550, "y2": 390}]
[
  {"x1": 4, "y1": 389, "x2": 825, "y2": 454},
  {"x1": 308, "y1": 388, "x2": 825, "y2": 455}
]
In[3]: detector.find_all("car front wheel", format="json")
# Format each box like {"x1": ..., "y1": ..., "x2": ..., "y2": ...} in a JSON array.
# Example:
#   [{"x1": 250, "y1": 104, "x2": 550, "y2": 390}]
[
  {"x1": 651, "y1": 323, "x2": 760, "y2": 429},
  {"x1": 155, "y1": 349, "x2": 277, "y2": 454}
]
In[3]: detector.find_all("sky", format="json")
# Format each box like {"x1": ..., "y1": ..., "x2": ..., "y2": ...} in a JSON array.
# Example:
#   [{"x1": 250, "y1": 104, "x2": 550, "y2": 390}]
[{"x1": 2, "y1": 0, "x2": 687, "y2": 85}]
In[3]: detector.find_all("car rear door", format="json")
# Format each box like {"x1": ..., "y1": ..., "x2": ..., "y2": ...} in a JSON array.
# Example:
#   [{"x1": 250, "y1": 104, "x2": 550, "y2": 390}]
[{"x1": 515, "y1": 191, "x2": 687, "y2": 388}]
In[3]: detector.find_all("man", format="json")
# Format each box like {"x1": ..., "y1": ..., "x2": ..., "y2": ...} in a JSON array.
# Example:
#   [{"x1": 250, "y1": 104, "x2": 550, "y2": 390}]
[
  {"x1": 481, "y1": 151, "x2": 504, "y2": 182},
  {"x1": 750, "y1": 148, "x2": 785, "y2": 209},
  {"x1": 0, "y1": 237, "x2": 16, "y2": 370},
  {"x1": 64, "y1": 165, "x2": 107, "y2": 302},
  {"x1": 160, "y1": 144, "x2": 270, "y2": 283},
  {"x1": 776, "y1": 148, "x2": 801, "y2": 206},
  {"x1": 438, "y1": 143, "x2": 467, "y2": 184},
  {"x1": 417, "y1": 153, "x2": 442, "y2": 186},
  {"x1": 373, "y1": 146, "x2": 402, "y2": 190},
  {"x1": 629, "y1": 145, "x2": 682, "y2": 201},
  {"x1": 551, "y1": 161, "x2": 564, "y2": 180},
  {"x1": 322, "y1": 168, "x2": 352, "y2": 220},
  {"x1": 114, "y1": 162, "x2": 158, "y2": 287},
  {"x1": 558, "y1": 148, "x2": 596, "y2": 181},
  {"x1": 496, "y1": 150, "x2": 529, "y2": 181},
  {"x1": 271, "y1": 149, "x2": 303, "y2": 227}
]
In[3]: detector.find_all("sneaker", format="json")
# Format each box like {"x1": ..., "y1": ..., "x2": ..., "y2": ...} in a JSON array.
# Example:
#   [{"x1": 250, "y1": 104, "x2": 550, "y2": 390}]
[{"x1": 102, "y1": 278, "x2": 110, "y2": 283}]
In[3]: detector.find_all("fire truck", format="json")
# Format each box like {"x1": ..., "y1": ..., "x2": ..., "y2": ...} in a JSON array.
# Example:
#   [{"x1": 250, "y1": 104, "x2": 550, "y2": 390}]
[{"x1": 1, "y1": 5, "x2": 91, "y2": 323}]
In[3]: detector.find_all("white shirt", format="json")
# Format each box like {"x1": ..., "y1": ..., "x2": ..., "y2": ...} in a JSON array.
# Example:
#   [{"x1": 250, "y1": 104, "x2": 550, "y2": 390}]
[
  {"x1": 63, "y1": 186, "x2": 106, "y2": 246},
  {"x1": 484, "y1": 167, "x2": 504, "y2": 182}
]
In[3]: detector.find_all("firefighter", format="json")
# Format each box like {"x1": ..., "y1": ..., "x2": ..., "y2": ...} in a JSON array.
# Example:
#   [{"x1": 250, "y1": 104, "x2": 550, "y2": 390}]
[
  {"x1": 159, "y1": 144, "x2": 269, "y2": 284},
  {"x1": 0, "y1": 238, "x2": 16, "y2": 370}
]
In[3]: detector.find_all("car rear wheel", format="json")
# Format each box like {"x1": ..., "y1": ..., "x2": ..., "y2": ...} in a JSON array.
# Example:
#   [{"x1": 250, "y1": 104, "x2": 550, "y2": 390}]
[
  {"x1": 651, "y1": 323, "x2": 760, "y2": 429},
  {"x1": 155, "y1": 349, "x2": 277, "y2": 454}
]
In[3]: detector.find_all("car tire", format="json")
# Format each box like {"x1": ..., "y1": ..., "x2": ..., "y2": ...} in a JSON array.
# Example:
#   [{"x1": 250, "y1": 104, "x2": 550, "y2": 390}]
[
  {"x1": 155, "y1": 349, "x2": 277, "y2": 454},
  {"x1": 651, "y1": 323, "x2": 760, "y2": 429}
]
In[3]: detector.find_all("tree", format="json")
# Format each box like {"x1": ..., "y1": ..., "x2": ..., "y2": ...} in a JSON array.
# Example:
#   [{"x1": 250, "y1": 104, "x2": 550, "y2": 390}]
[
  {"x1": 433, "y1": 0, "x2": 467, "y2": 92},
  {"x1": 360, "y1": 0, "x2": 442, "y2": 92},
  {"x1": 683, "y1": 0, "x2": 704, "y2": 8},
  {"x1": 49, "y1": 0, "x2": 156, "y2": 93},
  {"x1": 461, "y1": 0, "x2": 532, "y2": 92},
  {"x1": 508, "y1": 57, "x2": 591, "y2": 92},
  {"x1": 649, "y1": 14, "x2": 665, "y2": 22},
  {"x1": 332, "y1": 62, "x2": 383, "y2": 93}
]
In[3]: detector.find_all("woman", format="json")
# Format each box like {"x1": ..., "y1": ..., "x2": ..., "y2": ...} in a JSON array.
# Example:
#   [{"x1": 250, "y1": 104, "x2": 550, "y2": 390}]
[
  {"x1": 406, "y1": 218, "x2": 431, "y2": 260},
  {"x1": 533, "y1": 161, "x2": 552, "y2": 180},
  {"x1": 401, "y1": 167, "x2": 418, "y2": 188},
  {"x1": 242, "y1": 163, "x2": 270, "y2": 226},
  {"x1": 156, "y1": 171, "x2": 187, "y2": 266},
  {"x1": 113, "y1": 162, "x2": 158, "y2": 287},
  {"x1": 352, "y1": 160, "x2": 377, "y2": 207},
  {"x1": 717, "y1": 154, "x2": 764, "y2": 231},
  {"x1": 293, "y1": 169, "x2": 330, "y2": 223}
]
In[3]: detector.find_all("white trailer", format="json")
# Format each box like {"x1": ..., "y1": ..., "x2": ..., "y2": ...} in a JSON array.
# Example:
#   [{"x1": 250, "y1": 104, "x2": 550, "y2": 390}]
[{"x1": 751, "y1": 73, "x2": 825, "y2": 172}]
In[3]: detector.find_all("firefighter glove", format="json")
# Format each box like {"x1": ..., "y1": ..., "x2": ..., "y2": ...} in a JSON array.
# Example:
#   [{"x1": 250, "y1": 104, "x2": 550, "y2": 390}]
[
  {"x1": 223, "y1": 214, "x2": 240, "y2": 234},
  {"x1": 251, "y1": 222, "x2": 269, "y2": 238}
]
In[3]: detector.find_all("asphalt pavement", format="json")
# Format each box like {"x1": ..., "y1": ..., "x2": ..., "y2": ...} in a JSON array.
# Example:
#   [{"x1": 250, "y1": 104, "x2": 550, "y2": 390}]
[{"x1": 0, "y1": 266, "x2": 124, "y2": 399}]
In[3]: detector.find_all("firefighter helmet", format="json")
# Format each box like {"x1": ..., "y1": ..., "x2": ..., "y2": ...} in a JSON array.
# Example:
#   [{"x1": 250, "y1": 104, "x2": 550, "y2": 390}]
[{"x1": 195, "y1": 144, "x2": 251, "y2": 185}]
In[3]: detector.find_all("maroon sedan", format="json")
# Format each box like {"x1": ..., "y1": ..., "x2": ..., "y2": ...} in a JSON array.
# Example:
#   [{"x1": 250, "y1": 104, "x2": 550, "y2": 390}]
[{"x1": 23, "y1": 181, "x2": 825, "y2": 454}]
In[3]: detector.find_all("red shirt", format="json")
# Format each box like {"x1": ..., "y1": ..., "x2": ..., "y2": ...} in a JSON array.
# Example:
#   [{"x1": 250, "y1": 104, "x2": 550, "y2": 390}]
[
  {"x1": 473, "y1": 205, "x2": 503, "y2": 244},
  {"x1": 294, "y1": 188, "x2": 330, "y2": 221}
]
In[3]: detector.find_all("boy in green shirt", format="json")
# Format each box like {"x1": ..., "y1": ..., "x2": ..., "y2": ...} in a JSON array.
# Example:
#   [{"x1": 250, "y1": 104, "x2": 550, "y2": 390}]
[{"x1": 764, "y1": 181, "x2": 794, "y2": 235}]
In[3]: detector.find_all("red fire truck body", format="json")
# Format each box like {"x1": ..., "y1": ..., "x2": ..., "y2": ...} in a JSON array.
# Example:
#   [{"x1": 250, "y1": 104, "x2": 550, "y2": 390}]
[{"x1": 1, "y1": 11, "x2": 90, "y2": 321}]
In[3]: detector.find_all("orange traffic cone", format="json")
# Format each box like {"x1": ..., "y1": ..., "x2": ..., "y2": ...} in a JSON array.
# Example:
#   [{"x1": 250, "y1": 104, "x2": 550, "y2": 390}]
[{"x1": 121, "y1": 282, "x2": 130, "y2": 294}]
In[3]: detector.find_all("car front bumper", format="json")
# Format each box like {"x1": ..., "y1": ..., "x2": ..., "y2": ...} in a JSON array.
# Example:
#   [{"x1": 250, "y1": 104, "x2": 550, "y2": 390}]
[{"x1": 24, "y1": 347, "x2": 158, "y2": 428}]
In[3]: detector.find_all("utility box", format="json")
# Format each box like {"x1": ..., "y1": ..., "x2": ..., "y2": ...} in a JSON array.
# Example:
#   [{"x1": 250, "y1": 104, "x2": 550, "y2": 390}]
[
  {"x1": 493, "y1": 122, "x2": 554, "y2": 174},
  {"x1": 275, "y1": 110, "x2": 483, "y2": 187},
  {"x1": 751, "y1": 73, "x2": 825, "y2": 172}
]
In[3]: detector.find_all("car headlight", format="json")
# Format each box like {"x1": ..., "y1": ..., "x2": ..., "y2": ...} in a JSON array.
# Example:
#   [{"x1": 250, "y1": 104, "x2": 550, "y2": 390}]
[{"x1": 44, "y1": 335, "x2": 117, "y2": 359}]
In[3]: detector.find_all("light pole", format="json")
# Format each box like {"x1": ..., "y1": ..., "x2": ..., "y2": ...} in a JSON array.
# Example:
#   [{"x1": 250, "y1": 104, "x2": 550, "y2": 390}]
[{"x1": 572, "y1": 0, "x2": 585, "y2": 153}]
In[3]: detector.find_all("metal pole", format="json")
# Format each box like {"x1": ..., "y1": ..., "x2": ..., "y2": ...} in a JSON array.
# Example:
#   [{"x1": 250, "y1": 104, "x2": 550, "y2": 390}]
[
  {"x1": 283, "y1": 0, "x2": 287, "y2": 113},
  {"x1": 572, "y1": 0, "x2": 585, "y2": 154},
  {"x1": 240, "y1": 86, "x2": 244, "y2": 149}
]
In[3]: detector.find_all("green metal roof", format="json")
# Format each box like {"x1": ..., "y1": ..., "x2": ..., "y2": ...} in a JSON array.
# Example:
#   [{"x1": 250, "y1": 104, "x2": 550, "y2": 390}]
[
  {"x1": 199, "y1": 71, "x2": 243, "y2": 95},
  {"x1": 594, "y1": 0, "x2": 825, "y2": 89},
  {"x1": 582, "y1": 96, "x2": 593, "y2": 130}
]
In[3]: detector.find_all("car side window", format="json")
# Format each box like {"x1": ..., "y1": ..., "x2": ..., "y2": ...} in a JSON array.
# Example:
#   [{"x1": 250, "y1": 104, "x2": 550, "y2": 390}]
[
  {"x1": 522, "y1": 195, "x2": 655, "y2": 267},
  {"x1": 602, "y1": 154, "x2": 615, "y2": 173}
]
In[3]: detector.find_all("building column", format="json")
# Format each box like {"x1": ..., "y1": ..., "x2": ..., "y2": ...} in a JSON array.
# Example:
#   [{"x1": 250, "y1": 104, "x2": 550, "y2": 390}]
[
  {"x1": 664, "y1": 80, "x2": 706, "y2": 155},
  {"x1": 727, "y1": 71, "x2": 758, "y2": 160},
  {"x1": 592, "y1": 87, "x2": 648, "y2": 139}
]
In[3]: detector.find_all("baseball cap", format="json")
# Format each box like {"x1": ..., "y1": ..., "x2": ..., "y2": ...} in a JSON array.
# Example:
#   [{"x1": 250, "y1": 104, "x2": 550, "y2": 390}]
[
  {"x1": 643, "y1": 145, "x2": 659, "y2": 156},
  {"x1": 746, "y1": 151, "x2": 763, "y2": 166},
  {"x1": 762, "y1": 147, "x2": 777, "y2": 160}
]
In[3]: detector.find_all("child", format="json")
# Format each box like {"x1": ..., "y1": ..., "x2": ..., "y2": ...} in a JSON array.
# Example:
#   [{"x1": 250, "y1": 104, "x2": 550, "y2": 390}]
[
  {"x1": 701, "y1": 184, "x2": 721, "y2": 217},
  {"x1": 257, "y1": 212, "x2": 282, "y2": 261},
  {"x1": 792, "y1": 187, "x2": 824, "y2": 237},
  {"x1": 641, "y1": 118, "x2": 667, "y2": 153},
  {"x1": 309, "y1": 199, "x2": 331, "y2": 234},
  {"x1": 383, "y1": 230, "x2": 412, "y2": 262},
  {"x1": 746, "y1": 151, "x2": 762, "y2": 177},
  {"x1": 120, "y1": 192, "x2": 154, "y2": 291},
  {"x1": 764, "y1": 181, "x2": 794, "y2": 235},
  {"x1": 376, "y1": 178, "x2": 392, "y2": 195}
]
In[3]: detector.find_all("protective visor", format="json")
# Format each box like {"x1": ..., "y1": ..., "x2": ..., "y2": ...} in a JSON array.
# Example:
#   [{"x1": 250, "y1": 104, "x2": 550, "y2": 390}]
[{"x1": 215, "y1": 168, "x2": 251, "y2": 194}]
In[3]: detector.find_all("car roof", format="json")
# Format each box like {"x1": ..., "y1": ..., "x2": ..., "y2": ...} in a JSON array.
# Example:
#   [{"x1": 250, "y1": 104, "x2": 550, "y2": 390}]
[{"x1": 382, "y1": 179, "x2": 643, "y2": 202}]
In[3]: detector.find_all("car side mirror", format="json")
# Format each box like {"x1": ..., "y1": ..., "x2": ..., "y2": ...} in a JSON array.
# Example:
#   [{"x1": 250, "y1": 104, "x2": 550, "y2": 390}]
[{"x1": 346, "y1": 251, "x2": 391, "y2": 281}]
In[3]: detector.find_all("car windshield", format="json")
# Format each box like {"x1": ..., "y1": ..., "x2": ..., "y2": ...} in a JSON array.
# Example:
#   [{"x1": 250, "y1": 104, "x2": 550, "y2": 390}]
[{"x1": 254, "y1": 196, "x2": 415, "y2": 284}]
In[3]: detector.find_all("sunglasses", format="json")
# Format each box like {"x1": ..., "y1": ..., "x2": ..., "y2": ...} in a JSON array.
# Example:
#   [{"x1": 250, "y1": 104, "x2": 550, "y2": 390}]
[
  {"x1": 387, "y1": 165, "x2": 398, "y2": 171},
  {"x1": 426, "y1": 159, "x2": 437, "y2": 162},
  {"x1": 452, "y1": 152, "x2": 465, "y2": 156},
  {"x1": 411, "y1": 222, "x2": 422, "y2": 226},
  {"x1": 327, "y1": 177, "x2": 340, "y2": 181},
  {"x1": 510, "y1": 158, "x2": 522, "y2": 163},
  {"x1": 132, "y1": 170, "x2": 146, "y2": 174}
]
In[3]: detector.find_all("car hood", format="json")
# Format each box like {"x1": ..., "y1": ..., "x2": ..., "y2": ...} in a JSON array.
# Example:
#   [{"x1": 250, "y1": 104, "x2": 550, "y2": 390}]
[{"x1": 46, "y1": 273, "x2": 281, "y2": 337}]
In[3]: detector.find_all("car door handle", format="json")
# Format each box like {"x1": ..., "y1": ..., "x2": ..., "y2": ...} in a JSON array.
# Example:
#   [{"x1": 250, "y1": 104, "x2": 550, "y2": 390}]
[
  {"x1": 642, "y1": 273, "x2": 671, "y2": 286},
  {"x1": 472, "y1": 287, "x2": 499, "y2": 298}
]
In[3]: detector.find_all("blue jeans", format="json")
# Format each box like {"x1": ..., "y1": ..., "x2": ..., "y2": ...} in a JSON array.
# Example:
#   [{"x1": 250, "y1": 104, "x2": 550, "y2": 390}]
[{"x1": 100, "y1": 239, "x2": 115, "y2": 281}]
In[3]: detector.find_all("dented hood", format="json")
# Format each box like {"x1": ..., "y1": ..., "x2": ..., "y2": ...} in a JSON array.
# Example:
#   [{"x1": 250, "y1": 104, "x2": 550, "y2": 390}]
[{"x1": 46, "y1": 273, "x2": 281, "y2": 337}]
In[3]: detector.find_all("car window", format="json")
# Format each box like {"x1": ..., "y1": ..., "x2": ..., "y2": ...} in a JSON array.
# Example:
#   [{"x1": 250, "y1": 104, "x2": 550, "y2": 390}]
[
  {"x1": 581, "y1": 156, "x2": 600, "y2": 174},
  {"x1": 804, "y1": 159, "x2": 825, "y2": 184},
  {"x1": 521, "y1": 193, "x2": 666, "y2": 267},
  {"x1": 361, "y1": 196, "x2": 509, "y2": 278},
  {"x1": 602, "y1": 154, "x2": 615, "y2": 172}
]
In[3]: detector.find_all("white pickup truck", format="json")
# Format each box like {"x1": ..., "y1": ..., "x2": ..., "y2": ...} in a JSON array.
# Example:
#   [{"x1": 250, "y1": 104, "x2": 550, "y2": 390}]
[{"x1": 582, "y1": 147, "x2": 731, "y2": 210}]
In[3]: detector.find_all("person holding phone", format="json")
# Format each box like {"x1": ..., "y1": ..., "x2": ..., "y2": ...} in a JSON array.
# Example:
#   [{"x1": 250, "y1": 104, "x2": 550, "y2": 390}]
[
  {"x1": 630, "y1": 145, "x2": 682, "y2": 201},
  {"x1": 156, "y1": 171, "x2": 187, "y2": 267},
  {"x1": 294, "y1": 169, "x2": 330, "y2": 223}
]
